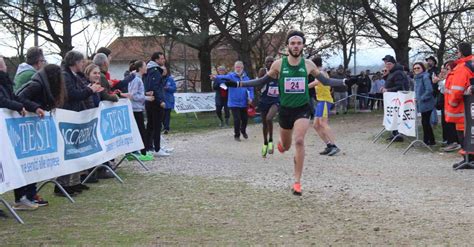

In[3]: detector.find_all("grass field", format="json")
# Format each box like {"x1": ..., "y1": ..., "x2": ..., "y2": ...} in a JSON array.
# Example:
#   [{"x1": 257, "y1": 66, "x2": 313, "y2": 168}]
[
  {"x1": 0, "y1": 169, "x2": 344, "y2": 245},
  {"x1": 0, "y1": 109, "x2": 453, "y2": 245}
]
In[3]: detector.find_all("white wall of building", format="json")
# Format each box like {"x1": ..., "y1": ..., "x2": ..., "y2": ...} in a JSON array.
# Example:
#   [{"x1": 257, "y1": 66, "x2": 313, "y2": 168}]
[{"x1": 109, "y1": 62, "x2": 130, "y2": 79}]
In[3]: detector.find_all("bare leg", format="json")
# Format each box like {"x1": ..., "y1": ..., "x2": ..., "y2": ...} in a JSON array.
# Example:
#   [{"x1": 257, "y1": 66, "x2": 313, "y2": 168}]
[
  {"x1": 279, "y1": 127, "x2": 293, "y2": 151},
  {"x1": 321, "y1": 117, "x2": 336, "y2": 144},
  {"x1": 314, "y1": 117, "x2": 335, "y2": 144},
  {"x1": 262, "y1": 110, "x2": 269, "y2": 144},
  {"x1": 292, "y1": 118, "x2": 310, "y2": 183},
  {"x1": 313, "y1": 118, "x2": 330, "y2": 143},
  {"x1": 266, "y1": 104, "x2": 278, "y2": 142}
]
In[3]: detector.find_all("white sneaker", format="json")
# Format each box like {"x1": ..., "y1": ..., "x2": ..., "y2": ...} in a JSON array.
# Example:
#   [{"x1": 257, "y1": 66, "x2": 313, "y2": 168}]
[
  {"x1": 153, "y1": 149, "x2": 170, "y2": 157},
  {"x1": 160, "y1": 136, "x2": 168, "y2": 144},
  {"x1": 13, "y1": 196, "x2": 39, "y2": 211},
  {"x1": 162, "y1": 146, "x2": 174, "y2": 153}
]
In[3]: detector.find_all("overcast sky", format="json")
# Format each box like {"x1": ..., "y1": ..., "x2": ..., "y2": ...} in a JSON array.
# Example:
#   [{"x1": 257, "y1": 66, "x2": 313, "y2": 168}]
[{"x1": 0, "y1": 19, "x2": 423, "y2": 73}]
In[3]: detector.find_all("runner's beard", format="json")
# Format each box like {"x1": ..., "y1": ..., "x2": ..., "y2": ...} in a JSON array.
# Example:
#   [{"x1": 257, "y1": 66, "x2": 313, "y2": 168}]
[{"x1": 288, "y1": 49, "x2": 302, "y2": 58}]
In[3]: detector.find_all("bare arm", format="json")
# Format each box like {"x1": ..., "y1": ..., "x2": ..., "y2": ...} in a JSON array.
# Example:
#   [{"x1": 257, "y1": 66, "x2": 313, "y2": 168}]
[
  {"x1": 267, "y1": 59, "x2": 281, "y2": 79},
  {"x1": 308, "y1": 79, "x2": 318, "y2": 88}
]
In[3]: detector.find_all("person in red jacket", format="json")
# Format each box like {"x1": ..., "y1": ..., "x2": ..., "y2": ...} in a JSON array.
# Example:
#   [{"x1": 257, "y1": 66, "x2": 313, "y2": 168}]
[{"x1": 444, "y1": 42, "x2": 474, "y2": 169}]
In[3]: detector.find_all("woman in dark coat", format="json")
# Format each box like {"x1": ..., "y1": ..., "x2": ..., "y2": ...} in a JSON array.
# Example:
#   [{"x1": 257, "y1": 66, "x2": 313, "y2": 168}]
[
  {"x1": 17, "y1": 64, "x2": 67, "y2": 113},
  {"x1": 16, "y1": 64, "x2": 68, "y2": 203},
  {"x1": 1, "y1": 56, "x2": 46, "y2": 210},
  {"x1": 55, "y1": 50, "x2": 103, "y2": 195}
]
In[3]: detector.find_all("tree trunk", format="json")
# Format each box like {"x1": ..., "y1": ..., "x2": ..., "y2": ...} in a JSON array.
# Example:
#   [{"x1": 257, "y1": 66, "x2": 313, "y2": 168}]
[
  {"x1": 239, "y1": 48, "x2": 254, "y2": 79},
  {"x1": 198, "y1": 47, "x2": 212, "y2": 92},
  {"x1": 394, "y1": 44, "x2": 410, "y2": 67},
  {"x1": 342, "y1": 42, "x2": 350, "y2": 69},
  {"x1": 198, "y1": 3, "x2": 212, "y2": 92},
  {"x1": 362, "y1": 0, "x2": 412, "y2": 67},
  {"x1": 235, "y1": 1, "x2": 254, "y2": 79},
  {"x1": 436, "y1": 32, "x2": 446, "y2": 70},
  {"x1": 60, "y1": 0, "x2": 73, "y2": 57},
  {"x1": 394, "y1": 1, "x2": 411, "y2": 67}
]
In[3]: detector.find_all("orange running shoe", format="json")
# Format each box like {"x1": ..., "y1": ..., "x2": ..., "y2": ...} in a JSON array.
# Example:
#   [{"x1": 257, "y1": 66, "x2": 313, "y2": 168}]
[
  {"x1": 277, "y1": 142, "x2": 285, "y2": 153},
  {"x1": 292, "y1": 182, "x2": 302, "y2": 196}
]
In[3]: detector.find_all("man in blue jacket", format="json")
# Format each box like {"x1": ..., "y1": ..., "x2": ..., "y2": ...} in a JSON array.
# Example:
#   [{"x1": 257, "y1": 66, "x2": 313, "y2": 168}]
[
  {"x1": 163, "y1": 75, "x2": 176, "y2": 134},
  {"x1": 212, "y1": 61, "x2": 254, "y2": 141},
  {"x1": 144, "y1": 52, "x2": 170, "y2": 156}
]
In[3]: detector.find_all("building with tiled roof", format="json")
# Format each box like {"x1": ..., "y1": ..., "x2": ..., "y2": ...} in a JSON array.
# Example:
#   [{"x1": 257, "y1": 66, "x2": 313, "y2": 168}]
[{"x1": 107, "y1": 33, "x2": 286, "y2": 91}]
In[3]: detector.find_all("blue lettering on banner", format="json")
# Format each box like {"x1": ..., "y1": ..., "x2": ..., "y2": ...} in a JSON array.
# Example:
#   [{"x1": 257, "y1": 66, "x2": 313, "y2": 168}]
[
  {"x1": 20, "y1": 157, "x2": 60, "y2": 173},
  {"x1": 105, "y1": 136, "x2": 134, "y2": 152},
  {"x1": 59, "y1": 119, "x2": 102, "y2": 160},
  {"x1": 100, "y1": 105, "x2": 131, "y2": 141},
  {"x1": 6, "y1": 116, "x2": 58, "y2": 159}
]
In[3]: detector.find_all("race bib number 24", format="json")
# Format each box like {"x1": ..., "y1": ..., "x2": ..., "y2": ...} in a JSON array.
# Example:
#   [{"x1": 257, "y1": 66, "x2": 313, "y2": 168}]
[{"x1": 284, "y1": 77, "x2": 305, "y2": 93}]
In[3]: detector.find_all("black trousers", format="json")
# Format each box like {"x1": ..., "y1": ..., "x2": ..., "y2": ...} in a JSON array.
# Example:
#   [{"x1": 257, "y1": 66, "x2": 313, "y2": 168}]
[
  {"x1": 421, "y1": 110, "x2": 435, "y2": 145},
  {"x1": 441, "y1": 109, "x2": 458, "y2": 144},
  {"x1": 369, "y1": 93, "x2": 383, "y2": 110},
  {"x1": 216, "y1": 97, "x2": 230, "y2": 121},
  {"x1": 230, "y1": 107, "x2": 248, "y2": 137},
  {"x1": 133, "y1": 111, "x2": 147, "y2": 155},
  {"x1": 13, "y1": 183, "x2": 36, "y2": 201},
  {"x1": 163, "y1": 108, "x2": 172, "y2": 131},
  {"x1": 145, "y1": 102, "x2": 164, "y2": 152}
]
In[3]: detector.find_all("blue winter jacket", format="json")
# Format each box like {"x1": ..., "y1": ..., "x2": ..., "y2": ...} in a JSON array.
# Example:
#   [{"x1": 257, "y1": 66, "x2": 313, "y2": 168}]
[
  {"x1": 212, "y1": 76, "x2": 228, "y2": 106},
  {"x1": 164, "y1": 76, "x2": 177, "y2": 109},
  {"x1": 144, "y1": 61, "x2": 165, "y2": 107},
  {"x1": 414, "y1": 72, "x2": 435, "y2": 113},
  {"x1": 215, "y1": 72, "x2": 254, "y2": 108}
]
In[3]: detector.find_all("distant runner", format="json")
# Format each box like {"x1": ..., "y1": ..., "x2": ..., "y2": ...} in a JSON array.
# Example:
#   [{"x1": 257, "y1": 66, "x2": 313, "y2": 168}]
[
  {"x1": 257, "y1": 56, "x2": 279, "y2": 157},
  {"x1": 308, "y1": 56, "x2": 340, "y2": 156}
]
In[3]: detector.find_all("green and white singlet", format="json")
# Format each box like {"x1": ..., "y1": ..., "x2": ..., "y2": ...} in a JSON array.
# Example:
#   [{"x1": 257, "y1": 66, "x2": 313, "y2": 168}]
[{"x1": 278, "y1": 56, "x2": 309, "y2": 108}]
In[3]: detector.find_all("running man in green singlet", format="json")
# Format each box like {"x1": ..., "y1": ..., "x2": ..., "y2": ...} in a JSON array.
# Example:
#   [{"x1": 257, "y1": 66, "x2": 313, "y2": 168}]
[{"x1": 223, "y1": 30, "x2": 346, "y2": 196}]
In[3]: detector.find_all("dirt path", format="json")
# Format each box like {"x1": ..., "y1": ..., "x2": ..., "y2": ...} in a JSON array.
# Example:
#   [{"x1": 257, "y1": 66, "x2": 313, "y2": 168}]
[{"x1": 150, "y1": 113, "x2": 474, "y2": 244}]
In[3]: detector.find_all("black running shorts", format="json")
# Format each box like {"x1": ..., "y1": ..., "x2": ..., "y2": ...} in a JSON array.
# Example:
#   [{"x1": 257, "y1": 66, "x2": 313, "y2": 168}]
[{"x1": 278, "y1": 104, "x2": 312, "y2": 130}]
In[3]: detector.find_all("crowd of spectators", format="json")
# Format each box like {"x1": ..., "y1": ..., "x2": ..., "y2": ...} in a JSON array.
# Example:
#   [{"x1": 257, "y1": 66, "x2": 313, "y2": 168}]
[{"x1": 0, "y1": 46, "x2": 175, "y2": 215}]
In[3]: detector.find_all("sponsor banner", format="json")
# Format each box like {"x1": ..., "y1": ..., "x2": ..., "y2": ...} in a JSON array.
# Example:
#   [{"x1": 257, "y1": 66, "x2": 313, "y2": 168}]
[
  {"x1": 383, "y1": 91, "x2": 417, "y2": 137},
  {"x1": 397, "y1": 92, "x2": 416, "y2": 137},
  {"x1": 383, "y1": 92, "x2": 400, "y2": 131},
  {"x1": 174, "y1": 93, "x2": 216, "y2": 113},
  {"x1": 0, "y1": 99, "x2": 143, "y2": 194}
]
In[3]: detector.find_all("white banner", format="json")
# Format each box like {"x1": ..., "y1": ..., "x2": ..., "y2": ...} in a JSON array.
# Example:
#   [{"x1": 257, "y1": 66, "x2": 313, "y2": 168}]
[
  {"x1": 397, "y1": 91, "x2": 416, "y2": 137},
  {"x1": 0, "y1": 99, "x2": 143, "y2": 194},
  {"x1": 382, "y1": 91, "x2": 417, "y2": 137},
  {"x1": 174, "y1": 93, "x2": 216, "y2": 113},
  {"x1": 383, "y1": 92, "x2": 400, "y2": 131}
]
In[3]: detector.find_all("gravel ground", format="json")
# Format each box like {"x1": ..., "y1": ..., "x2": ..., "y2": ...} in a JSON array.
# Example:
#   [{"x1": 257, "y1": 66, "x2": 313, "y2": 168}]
[{"x1": 148, "y1": 113, "x2": 474, "y2": 244}]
